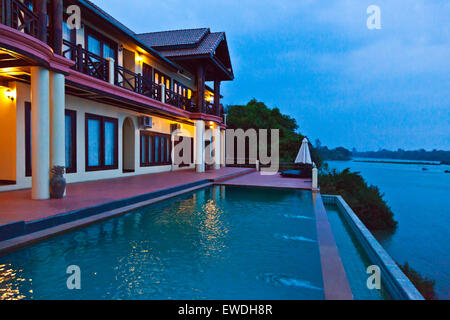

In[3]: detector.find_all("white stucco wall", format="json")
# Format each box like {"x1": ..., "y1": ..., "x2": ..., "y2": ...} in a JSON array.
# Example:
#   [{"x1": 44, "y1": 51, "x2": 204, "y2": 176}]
[{"x1": 0, "y1": 82, "x2": 195, "y2": 192}]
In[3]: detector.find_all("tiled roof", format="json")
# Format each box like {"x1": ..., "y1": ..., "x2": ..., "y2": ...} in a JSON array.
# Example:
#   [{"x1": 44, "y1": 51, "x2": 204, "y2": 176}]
[
  {"x1": 160, "y1": 32, "x2": 225, "y2": 57},
  {"x1": 137, "y1": 29, "x2": 224, "y2": 57},
  {"x1": 137, "y1": 28, "x2": 210, "y2": 49}
]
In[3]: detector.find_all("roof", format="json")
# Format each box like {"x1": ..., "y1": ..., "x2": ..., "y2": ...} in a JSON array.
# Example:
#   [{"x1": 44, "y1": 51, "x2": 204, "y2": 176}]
[
  {"x1": 137, "y1": 28, "x2": 233, "y2": 80},
  {"x1": 137, "y1": 28, "x2": 210, "y2": 49}
]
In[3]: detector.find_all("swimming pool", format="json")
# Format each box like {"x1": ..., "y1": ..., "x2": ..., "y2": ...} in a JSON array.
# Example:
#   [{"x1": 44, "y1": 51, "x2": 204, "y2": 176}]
[{"x1": 0, "y1": 186, "x2": 325, "y2": 300}]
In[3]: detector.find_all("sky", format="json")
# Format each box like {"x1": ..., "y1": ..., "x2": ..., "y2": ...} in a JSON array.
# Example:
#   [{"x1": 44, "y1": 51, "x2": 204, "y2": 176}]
[{"x1": 91, "y1": 0, "x2": 449, "y2": 151}]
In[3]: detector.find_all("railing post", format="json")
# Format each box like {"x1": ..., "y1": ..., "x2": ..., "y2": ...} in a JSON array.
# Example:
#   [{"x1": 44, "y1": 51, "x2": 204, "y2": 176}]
[
  {"x1": 161, "y1": 83, "x2": 166, "y2": 104},
  {"x1": 76, "y1": 44, "x2": 83, "y2": 72},
  {"x1": 214, "y1": 80, "x2": 221, "y2": 116},
  {"x1": 4, "y1": 0, "x2": 12, "y2": 27},
  {"x1": 107, "y1": 57, "x2": 115, "y2": 84},
  {"x1": 137, "y1": 73, "x2": 142, "y2": 93}
]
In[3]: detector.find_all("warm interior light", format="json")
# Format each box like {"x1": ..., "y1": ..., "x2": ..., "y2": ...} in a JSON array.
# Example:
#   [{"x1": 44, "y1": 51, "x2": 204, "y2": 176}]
[
  {"x1": 2, "y1": 87, "x2": 15, "y2": 101},
  {"x1": 136, "y1": 55, "x2": 144, "y2": 63}
]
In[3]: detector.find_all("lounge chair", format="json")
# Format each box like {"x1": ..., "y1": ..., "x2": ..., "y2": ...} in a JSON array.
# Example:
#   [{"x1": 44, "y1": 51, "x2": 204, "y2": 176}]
[{"x1": 281, "y1": 166, "x2": 312, "y2": 178}]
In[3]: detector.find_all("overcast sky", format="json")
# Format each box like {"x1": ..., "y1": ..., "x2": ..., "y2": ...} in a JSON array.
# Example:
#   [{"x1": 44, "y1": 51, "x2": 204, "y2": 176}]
[{"x1": 91, "y1": 0, "x2": 449, "y2": 151}]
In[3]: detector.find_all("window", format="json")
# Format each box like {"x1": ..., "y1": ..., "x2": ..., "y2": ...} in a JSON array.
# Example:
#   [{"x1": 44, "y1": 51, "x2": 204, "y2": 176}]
[
  {"x1": 140, "y1": 131, "x2": 171, "y2": 167},
  {"x1": 85, "y1": 28, "x2": 117, "y2": 60},
  {"x1": 154, "y1": 70, "x2": 171, "y2": 90},
  {"x1": 85, "y1": 114, "x2": 118, "y2": 171},
  {"x1": 65, "y1": 110, "x2": 77, "y2": 173},
  {"x1": 25, "y1": 105, "x2": 78, "y2": 175},
  {"x1": 174, "y1": 80, "x2": 192, "y2": 98}
]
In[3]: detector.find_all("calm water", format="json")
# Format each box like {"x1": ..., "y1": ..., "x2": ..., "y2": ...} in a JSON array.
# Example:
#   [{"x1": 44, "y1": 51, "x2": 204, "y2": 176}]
[
  {"x1": 327, "y1": 158, "x2": 450, "y2": 299},
  {"x1": 0, "y1": 186, "x2": 324, "y2": 300}
]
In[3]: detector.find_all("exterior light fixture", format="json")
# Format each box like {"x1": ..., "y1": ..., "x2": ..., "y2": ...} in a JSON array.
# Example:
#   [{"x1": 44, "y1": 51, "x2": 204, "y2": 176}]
[
  {"x1": 2, "y1": 87, "x2": 15, "y2": 101},
  {"x1": 136, "y1": 55, "x2": 144, "y2": 63}
]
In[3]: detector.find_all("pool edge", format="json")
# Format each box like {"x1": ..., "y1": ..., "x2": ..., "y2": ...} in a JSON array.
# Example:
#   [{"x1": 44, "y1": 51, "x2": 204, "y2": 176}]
[{"x1": 322, "y1": 195, "x2": 424, "y2": 300}]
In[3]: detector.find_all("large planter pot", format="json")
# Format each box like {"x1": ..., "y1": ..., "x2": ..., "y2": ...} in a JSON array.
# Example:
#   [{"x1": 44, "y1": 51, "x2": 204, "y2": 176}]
[{"x1": 50, "y1": 166, "x2": 66, "y2": 199}]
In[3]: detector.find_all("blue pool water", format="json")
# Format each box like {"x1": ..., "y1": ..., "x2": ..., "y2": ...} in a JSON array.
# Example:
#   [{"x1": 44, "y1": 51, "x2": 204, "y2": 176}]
[{"x1": 0, "y1": 186, "x2": 324, "y2": 300}]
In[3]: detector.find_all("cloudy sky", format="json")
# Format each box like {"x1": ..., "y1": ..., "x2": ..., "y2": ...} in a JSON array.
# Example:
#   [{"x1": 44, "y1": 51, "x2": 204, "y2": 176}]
[{"x1": 91, "y1": 0, "x2": 449, "y2": 151}]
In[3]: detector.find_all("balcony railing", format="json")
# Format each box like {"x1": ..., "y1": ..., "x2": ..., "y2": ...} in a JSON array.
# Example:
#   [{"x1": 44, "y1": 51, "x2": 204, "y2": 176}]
[
  {"x1": 63, "y1": 40, "x2": 109, "y2": 82},
  {"x1": 1, "y1": 0, "x2": 39, "y2": 38},
  {"x1": 165, "y1": 88, "x2": 196, "y2": 112}
]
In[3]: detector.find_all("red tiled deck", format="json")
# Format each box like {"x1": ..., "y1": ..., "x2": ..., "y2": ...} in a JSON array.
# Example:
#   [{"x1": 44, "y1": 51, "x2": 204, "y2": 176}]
[
  {"x1": 216, "y1": 171, "x2": 312, "y2": 190},
  {"x1": 0, "y1": 167, "x2": 251, "y2": 226}
]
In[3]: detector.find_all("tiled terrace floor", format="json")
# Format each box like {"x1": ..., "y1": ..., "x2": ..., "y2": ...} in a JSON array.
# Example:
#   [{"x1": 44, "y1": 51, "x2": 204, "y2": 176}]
[
  {"x1": 0, "y1": 167, "x2": 251, "y2": 226},
  {"x1": 217, "y1": 171, "x2": 312, "y2": 190}
]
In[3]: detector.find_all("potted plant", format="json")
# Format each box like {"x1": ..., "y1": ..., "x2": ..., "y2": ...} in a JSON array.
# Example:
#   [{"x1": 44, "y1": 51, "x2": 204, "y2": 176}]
[{"x1": 50, "y1": 166, "x2": 66, "y2": 199}]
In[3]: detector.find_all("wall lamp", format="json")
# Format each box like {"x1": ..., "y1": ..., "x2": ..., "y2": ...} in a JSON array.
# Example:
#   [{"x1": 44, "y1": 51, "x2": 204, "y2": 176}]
[{"x1": 1, "y1": 86, "x2": 15, "y2": 102}]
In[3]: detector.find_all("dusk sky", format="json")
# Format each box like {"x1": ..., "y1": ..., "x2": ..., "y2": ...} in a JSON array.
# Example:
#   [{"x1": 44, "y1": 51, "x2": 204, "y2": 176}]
[{"x1": 91, "y1": 0, "x2": 449, "y2": 151}]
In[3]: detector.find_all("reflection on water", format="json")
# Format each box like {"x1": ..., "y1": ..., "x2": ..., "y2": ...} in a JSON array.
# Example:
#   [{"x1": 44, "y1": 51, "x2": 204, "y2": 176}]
[
  {"x1": 0, "y1": 186, "x2": 323, "y2": 300},
  {"x1": 0, "y1": 264, "x2": 32, "y2": 300}
]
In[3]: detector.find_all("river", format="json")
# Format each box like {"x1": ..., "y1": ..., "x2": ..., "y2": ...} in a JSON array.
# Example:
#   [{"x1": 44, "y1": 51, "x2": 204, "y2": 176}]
[{"x1": 327, "y1": 158, "x2": 450, "y2": 299}]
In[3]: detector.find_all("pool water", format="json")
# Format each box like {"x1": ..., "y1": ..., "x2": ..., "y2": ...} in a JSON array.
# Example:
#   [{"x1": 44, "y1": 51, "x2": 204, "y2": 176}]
[
  {"x1": 0, "y1": 186, "x2": 324, "y2": 300},
  {"x1": 325, "y1": 204, "x2": 390, "y2": 300}
]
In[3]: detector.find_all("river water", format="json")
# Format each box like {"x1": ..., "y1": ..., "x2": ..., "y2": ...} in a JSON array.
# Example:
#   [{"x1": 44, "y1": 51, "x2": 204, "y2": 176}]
[{"x1": 327, "y1": 158, "x2": 450, "y2": 299}]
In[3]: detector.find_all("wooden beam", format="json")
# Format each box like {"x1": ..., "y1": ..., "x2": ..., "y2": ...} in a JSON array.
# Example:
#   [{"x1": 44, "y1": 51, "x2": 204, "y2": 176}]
[
  {"x1": 214, "y1": 80, "x2": 221, "y2": 116},
  {"x1": 196, "y1": 65, "x2": 205, "y2": 113}
]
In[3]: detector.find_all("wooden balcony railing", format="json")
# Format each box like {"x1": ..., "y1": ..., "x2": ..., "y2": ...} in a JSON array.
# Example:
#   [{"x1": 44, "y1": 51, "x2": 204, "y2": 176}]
[
  {"x1": 205, "y1": 101, "x2": 216, "y2": 115},
  {"x1": 63, "y1": 40, "x2": 109, "y2": 82},
  {"x1": 165, "y1": 88, "x2": 196, "y2": 112},
  {"x1": 1, "y1": 0, "x2": 39, "y2": 38}
]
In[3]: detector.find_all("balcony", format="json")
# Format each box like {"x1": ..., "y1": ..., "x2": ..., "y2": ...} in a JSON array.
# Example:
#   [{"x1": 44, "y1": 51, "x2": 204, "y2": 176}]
[
  {"x1": 0, "y1": 0, "x2": 39, "y2": 38},
  {"x1": 63, "y1": 40, "x2": 198, "y2": 113}
]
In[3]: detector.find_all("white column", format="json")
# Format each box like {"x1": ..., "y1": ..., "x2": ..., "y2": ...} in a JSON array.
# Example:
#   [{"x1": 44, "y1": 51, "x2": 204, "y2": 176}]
[
  {"x1": 312, "y1": 163, "x2": 319, "y2": 191},
  {"x1": 220, "y1": 129, "x2": 225, "y2": 168},
  {"x1": 195, "y1": 120, "x2": 205, "y2": 173},
  {"x1": 214, "y1": 126, "x2": 221, "y2": 170},
  {"x1": 50, "y1": 72, "x2": 65, "y2": 170},
  {"x1": 161, "y1": 84, "x2": 166, "y2": 104},
  {"x1": 107, "y1": 58, "x2": 115, "y2": 84},
  {"x1": 31, "y1": 67, "x2": 50, "y2": 200}
]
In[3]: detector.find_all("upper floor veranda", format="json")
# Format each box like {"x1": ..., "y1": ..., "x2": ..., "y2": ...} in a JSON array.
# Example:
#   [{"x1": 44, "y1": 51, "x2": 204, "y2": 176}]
[{"x1": 0, "y1": 0, "x2": 233, "y2": 124}]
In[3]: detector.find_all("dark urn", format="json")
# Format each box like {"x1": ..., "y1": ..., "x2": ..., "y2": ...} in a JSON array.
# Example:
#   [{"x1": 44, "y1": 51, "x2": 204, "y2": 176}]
[{"x1": 50, "y1": 166, "x2": 66, "y2": 199}]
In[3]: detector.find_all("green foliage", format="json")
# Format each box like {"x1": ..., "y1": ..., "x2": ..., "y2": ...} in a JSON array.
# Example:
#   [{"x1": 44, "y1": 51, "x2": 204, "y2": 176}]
[
  {"x1": 226, "y1": 99, "x2": 323, "y2": 167},
  {"x1": 318, "y1": 146, "x2": 352, "y2": 161},
  {"x1": 319, "y1": 168, "x2": 398, "y2": 230},
  {"x1": 399, "y1": 262, "x2": 437, "y2": 300}
]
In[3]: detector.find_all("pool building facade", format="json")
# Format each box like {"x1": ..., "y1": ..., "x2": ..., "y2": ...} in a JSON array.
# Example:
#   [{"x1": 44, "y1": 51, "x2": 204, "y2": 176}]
[{"x1": 0, "y1": 0, "x2": 232, "y2": 198}]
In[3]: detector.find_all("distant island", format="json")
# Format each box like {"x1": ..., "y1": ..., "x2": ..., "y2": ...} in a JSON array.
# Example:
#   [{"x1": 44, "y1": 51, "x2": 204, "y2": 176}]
[
  {"x1": 315, "y1": 143, "x2": 450, "y2": 165},
  {"x1": 353, "y1": 149, "x2": 450, "y2": 164}
]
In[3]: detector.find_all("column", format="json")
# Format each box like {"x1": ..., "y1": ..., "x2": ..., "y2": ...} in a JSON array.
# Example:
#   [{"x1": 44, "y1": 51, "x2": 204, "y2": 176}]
[
  {"x1": 195, "y1": 120, "x2": 205, "y2": 173},
  {"x1": 34, "y1": 0, "x2": 48, "y2": 43},
  {"x1": 220, "y1": 129, "x2": 225, "y2": 168},
  {"x1": 50, "y1": 72, "x2": 65, "y2": 174},
  {"x1": 214, "y1": 125, "x2": 221, "y2": 170},
  {"x1": 214, "y1": 80, "x2": 221, "y2": 116},
  {"x1": 31, "y1": 67, "x2": 50, "y2": 200},
  {"x1": 50, "y1": 0, "x2": 63, "y2": 55},
  {"x1": 196, "y1": 65, "x2": 205, "y2": 113}
]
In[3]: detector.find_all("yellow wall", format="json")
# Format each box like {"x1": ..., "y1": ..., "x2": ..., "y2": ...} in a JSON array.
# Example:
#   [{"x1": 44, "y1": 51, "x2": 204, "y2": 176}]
[{"x1": 0, "y1": 85, "x2": 17, "y2": 181}]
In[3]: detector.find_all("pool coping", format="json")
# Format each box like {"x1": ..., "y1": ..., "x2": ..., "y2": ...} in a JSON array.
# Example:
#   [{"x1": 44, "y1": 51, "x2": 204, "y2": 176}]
[
  {"x1": 322, "y1": 195, "x2": 424, "y2": 300},
  {"x1": 312, "y1": 193, "x2": 354, "y2": 300}
]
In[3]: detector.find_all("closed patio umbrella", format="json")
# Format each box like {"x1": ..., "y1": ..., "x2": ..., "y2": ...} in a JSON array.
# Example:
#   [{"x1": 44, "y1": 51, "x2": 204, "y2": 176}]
[{"x1": 295, "y1": 138, "x2": 312, "y2": 165}]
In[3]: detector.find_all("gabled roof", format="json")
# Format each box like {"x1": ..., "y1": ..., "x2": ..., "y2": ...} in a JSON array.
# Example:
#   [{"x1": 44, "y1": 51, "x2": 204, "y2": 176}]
[
  {"x1": 137, "y1": 28, "x2": 210, "y2": 50},
  {"x1": 137, "y1": 28, "x2": 234, "y2": 81}
]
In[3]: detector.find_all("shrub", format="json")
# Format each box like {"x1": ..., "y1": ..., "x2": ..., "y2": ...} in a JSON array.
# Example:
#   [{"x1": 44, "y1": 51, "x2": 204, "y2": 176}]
[
  {"x1": 320, "y1": 168, "x2": 397, "y2": 230},
  {"x1": 399, "y1": 262, "x2": 437, "y2": 300}
]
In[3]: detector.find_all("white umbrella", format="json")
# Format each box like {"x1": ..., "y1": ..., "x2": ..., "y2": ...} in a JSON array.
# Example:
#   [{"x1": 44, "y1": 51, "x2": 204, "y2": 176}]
[{"x1": 295, "y1": 138, "x2": 312, "y2": 164}]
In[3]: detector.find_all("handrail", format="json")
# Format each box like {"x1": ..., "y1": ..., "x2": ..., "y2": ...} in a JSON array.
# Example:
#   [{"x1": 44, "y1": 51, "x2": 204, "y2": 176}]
[
  {"x1": 1, "y1": 0, "x2": 39, "y2": 38},
  {"x1": 63, "y1": 40, "x2": 109, "y2": 82},
  {"x1": 115, "y1": 64, "x2": 139, "y2": 92}
]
